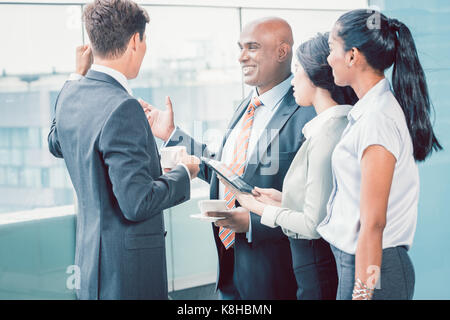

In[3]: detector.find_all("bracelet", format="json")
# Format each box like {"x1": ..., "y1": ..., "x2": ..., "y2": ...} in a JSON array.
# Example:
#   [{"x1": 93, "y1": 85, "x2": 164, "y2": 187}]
[{"x1": 352, "y1": 278, "x2": 375, "y2": 300}]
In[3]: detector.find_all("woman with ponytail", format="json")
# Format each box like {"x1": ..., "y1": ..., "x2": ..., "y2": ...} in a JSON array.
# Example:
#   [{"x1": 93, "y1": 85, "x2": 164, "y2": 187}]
[{"x1": 317, "y1": 9, "x2": 442, "y2": 300}]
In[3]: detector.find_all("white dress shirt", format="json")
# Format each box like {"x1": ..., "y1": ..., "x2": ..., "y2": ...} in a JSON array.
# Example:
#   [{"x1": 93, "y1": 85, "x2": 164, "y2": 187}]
[
  {"x1": 317, "y1": 78, "x2": 419, "y2": 254},
  {"x1": 261, "y1": 105, "x2": 351, "y2": 239}
]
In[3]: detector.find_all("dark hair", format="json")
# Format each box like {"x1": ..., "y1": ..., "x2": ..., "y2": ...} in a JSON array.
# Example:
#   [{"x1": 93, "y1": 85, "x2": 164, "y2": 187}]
[
  {"x1": 296, "y1": 32, "x2": 358, "y2": 106},
  {"x1": 83, "y1": 0, "x2": 149, "y2": 58},
  {"x1": 335, "y1": 9, "x2": 442, "y2": 161}
]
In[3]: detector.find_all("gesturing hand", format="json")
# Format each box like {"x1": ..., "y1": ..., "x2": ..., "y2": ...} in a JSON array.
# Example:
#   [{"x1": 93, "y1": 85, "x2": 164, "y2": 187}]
[
  {"x1": 139, "y1": 96, "x2": 175, "y2": 141},
  {"x1": 75, "y1": 44, "x2": 93, "y2": 76}
]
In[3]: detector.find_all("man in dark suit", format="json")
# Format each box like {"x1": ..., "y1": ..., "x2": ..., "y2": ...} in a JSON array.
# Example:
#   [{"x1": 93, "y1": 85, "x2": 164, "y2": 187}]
[
  {"x1": 140, "y1": 17, "x2": 316, "y2": 299},
  {"x1": 48, "y1": 0, "x2": 199, "y2": 299}
]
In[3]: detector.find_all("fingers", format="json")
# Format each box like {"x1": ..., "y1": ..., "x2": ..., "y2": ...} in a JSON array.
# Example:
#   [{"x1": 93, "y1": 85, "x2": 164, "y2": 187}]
[
  {"x1": 214, "y1": 220, "x2": 231, "y2": 228},
  {"x1": 77, "y1": 44, "x2": 90, "y2": 54},
  {"x1": 218, "y1": 176, "x2": 232, "y2": 189},
  {"x1": 76, "y1": 44, "x2": 85, "y2": 53},
  {"x1": 253, "y1": 187, "x2": 271, "y2": 195},
  {"x1": 165, "y1": 96, "x2": 173, "y2": 112},
  {"x1": 138, "y1": 98, "x2": 152, "y2": 110},
  {"x1": 181, "y1": 154, "x2": 199, "y2": 165},
  {"x1": 251, "y1": 188, "x2": 261, "y2": 196},
  {"x1": 84, "y1": 44, "x2": 92, "y2": 57},
  {"x1": 205, "y1": 211, "x2": 231, "y2": 218},
  {"x1": 137, "y1": 98, "x2": 146, "y2": 106}
]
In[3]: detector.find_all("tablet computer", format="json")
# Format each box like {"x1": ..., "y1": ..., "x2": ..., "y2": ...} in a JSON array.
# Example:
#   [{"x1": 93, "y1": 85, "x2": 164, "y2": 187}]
[{"x1": 201, "y1": 157, "x2": 254, "y2": 194}]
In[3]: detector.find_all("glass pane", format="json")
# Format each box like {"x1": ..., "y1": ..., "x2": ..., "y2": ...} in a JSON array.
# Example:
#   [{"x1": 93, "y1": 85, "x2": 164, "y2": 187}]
[
  {"x1": 0, "y1": 1, "x2": 374, "y2": 300},
  {"x1": 371, "y1": 0, "x2": 450, "y2": 300},
  {"x1": 0, "y1": 5, "x2": 82, "y2": 215},
  {"x1": 131, "y1": 5, "x2": 243, "y2": 154}
]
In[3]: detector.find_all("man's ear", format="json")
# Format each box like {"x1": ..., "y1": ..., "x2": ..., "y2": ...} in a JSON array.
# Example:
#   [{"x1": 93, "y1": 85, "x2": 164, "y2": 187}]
[
  {"x1": 278, "y1": 42, "x2": 290, "y2": 62},
  {"x1": 128, "y1": 32, "x2": 140, "y2": 52}
]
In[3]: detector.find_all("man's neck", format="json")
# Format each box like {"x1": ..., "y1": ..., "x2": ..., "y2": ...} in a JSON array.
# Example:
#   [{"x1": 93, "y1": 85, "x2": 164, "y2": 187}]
[
  {"x1": 256, "y1": 71, "x2": 291, "y2": 95},
  {"x1": 93, "y1": 57, "x2": 129, "y2": 79}
]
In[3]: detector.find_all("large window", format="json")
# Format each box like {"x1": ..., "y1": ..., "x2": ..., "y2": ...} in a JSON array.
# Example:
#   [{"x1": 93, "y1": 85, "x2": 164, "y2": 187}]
[
  {"x1": 0, "y1": 0, "x2": 368, "y2": 298},
  {"x1": 0, "y1": 4, "x2": 83, "y2": 213},
  {"x1": 370, "y1": 0, "x2": 450, "y2": 300}
]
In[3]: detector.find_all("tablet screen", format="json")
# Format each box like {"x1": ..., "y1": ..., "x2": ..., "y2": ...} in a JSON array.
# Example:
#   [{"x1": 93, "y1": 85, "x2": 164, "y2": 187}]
[{"x1": 201, "y1": 157, "x2": 254, "y2": 194}]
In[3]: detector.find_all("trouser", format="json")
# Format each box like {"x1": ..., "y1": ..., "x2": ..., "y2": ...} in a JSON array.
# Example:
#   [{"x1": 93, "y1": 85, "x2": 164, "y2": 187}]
[
  {"x1": 289, "y1": 237, "x2": 338, "y2": 300},
  {"x1": 330, "y1": 245, "x2": 415, "y2": 300}
]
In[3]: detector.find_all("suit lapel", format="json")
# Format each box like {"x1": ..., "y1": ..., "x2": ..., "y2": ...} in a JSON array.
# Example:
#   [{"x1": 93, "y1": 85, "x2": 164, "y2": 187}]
[{"x1": 243, "y1": 87, "x2": 298, "y2": 180}]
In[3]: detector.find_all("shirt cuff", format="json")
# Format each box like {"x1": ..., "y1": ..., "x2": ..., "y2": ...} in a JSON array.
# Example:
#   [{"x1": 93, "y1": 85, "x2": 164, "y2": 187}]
[
  {"x1": 261, "y1": 205, "x2": 281, "y2": 228},
  {"x1": 246, "y1": 210, "x2": 252, "y2": 242},
  {"x1": 163, "y1": 127, "x2": 177, "y2": 147},
  {"x1": 176, "y1": 163, "x2": 191, "y2": 181},
  {"x1": 68, "y1": 73, "x2": 83, "y2": 81}
]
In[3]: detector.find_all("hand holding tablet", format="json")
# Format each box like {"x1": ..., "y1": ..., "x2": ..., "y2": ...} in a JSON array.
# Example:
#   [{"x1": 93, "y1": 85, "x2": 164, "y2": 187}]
[{"x1": 201, "y1": 157, "x2": 255, "y2": 194}]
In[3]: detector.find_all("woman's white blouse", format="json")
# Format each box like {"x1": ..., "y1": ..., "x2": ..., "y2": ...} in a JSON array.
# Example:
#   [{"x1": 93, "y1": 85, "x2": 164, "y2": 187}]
[
  {"x1": 260, "y1": 105, "x2": 351, "y2": 240},
  {"x1": 317, "y1": 78, "x2": 419, "y2": 255}
]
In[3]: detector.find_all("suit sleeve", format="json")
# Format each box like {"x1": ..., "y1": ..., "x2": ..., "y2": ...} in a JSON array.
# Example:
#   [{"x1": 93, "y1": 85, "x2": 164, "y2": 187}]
[
  {"x1": 47, "y1": 83, "x2": 69, "y2": 158},
  {"x1": 165, "y1": 127, "x2": 216, "y2": 184},
  {"x1": 99, "y1": 98, "x2": 191, "y2": 222},
  {"x1": 48, "y1": 117, "x2": 63, "y2": 158}
]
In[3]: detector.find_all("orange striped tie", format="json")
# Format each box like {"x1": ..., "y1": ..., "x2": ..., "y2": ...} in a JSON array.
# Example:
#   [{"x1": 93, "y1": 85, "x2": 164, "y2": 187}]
[{"x1": 219, "y1": 96, "x2": 262, "y2": 249}]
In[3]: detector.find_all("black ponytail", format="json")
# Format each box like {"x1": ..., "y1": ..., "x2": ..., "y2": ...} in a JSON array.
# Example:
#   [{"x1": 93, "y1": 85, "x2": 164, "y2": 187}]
[
  {"x1": 389, "y1": 18, "x2": 442, "y2": 161},
  {"x1": 336, "y1": 9, "x2": 442, "y2": 161},
  {"x1": 296, "y1": 32, "x2": 358, "y2": 106}
]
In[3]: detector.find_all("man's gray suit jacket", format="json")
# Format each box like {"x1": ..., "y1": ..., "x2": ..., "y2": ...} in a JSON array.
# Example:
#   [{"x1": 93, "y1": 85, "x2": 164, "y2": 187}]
[{"x1": 48, "y1": 70, "x2": 190, "y2": 299}]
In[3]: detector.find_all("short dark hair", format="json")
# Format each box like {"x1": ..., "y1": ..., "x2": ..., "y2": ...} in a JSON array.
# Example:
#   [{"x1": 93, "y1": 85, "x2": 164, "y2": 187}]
[
  {"x1": 83, "y1": 0, "x2": 149, "y2": 58},
  {"x1": 296, "y1": 32, "x2": 358, "y2": 106}
]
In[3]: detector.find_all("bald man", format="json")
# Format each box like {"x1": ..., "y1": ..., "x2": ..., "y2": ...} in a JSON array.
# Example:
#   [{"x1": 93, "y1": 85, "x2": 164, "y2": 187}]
[{"x1": 141, "y1": 17, "x2": 316, "y2": 299}]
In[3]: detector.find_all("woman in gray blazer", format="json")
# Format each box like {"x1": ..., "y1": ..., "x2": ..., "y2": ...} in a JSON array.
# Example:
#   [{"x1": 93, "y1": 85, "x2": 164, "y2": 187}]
[{"x1": 221, "y1": 33, "x2": 358, "y2": 299}]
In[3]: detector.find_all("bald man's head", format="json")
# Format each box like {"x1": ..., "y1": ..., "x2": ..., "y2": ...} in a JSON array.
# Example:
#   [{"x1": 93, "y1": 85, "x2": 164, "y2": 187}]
[{"x1": 238, "y1": 17, "x2": 293, "y2": 94}]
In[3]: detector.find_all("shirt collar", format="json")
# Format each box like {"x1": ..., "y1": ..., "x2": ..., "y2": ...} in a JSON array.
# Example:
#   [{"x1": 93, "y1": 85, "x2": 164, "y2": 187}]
[
  {"x1": 91, "y1": 64, "x2": 133, "y2": 96},
  {"x1": 302, "y1": 104, "x2": 352, "y2": 139},
  {"x1": 348, "y1": 78, "x2": 391, "y2": 122},
  {"x1": 251, "y1": 74, "x2": 293, "y2": 111}
]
